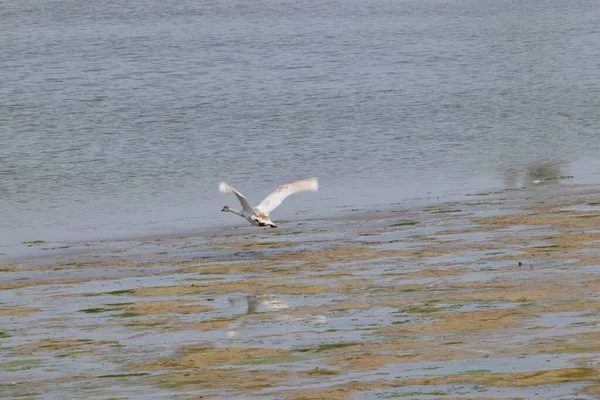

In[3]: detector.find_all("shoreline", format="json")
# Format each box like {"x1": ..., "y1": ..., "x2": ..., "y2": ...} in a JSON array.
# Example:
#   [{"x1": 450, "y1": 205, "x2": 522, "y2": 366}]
[{"x1": 0, "y1": 175, "x2": 587, "y2": 264}]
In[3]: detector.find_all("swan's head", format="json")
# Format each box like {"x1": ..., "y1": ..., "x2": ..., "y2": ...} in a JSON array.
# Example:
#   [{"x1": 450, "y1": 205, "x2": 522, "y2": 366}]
[{"x1": 221, "y1": 205, "x2": 230, "y2": 212}]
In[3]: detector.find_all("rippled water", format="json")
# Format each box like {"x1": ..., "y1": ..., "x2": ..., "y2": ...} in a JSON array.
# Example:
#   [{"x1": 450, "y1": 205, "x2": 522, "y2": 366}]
[{"x1": 2, "y1": 0, "x2": 600, "y2": 248}]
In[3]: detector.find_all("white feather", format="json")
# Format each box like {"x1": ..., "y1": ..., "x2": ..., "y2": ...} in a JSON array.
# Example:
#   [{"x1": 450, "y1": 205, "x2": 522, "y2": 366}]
[{"x1": 256, "y1": 178, "x2": 319, "y2": 215}]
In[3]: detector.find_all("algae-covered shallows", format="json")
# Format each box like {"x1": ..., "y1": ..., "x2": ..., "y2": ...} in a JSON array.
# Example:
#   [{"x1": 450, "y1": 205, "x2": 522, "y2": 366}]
[{"x1": 4, "y1": 184, "x2": 600, "y2": 398}]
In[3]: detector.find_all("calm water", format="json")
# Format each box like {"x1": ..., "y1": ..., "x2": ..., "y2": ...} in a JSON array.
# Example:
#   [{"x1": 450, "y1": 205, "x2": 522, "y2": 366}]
[{"x1": 2, "y1": 0, "x2": 600, "y2": 251}]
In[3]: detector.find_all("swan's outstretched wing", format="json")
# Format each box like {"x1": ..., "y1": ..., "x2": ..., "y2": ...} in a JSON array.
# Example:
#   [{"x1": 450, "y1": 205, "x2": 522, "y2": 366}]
[
  {"x1": 219, "y1": 182, "x2": 255, "y2": 214},
  {"x1": 256, "y1": 178, "x2": 318, "y2": 216}
]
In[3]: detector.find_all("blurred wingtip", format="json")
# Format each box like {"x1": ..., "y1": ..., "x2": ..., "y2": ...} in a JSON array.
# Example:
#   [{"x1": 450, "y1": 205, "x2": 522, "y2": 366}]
[
  {"x1": 219, "y1": 182, "x2": 229, "y2": 193},
  {"x1": 311, "y1": 178, "x2": 319, "y2": 191}
]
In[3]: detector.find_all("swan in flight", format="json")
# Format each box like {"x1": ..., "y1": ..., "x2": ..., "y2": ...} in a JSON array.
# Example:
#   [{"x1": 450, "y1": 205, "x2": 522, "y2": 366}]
[{"x1": 219, "y1": 178, "x2": 318, "y2": 228}]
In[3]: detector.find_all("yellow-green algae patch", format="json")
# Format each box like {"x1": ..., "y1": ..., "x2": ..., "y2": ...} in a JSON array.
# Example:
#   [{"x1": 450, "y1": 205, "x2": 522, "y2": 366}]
[
  {"x1": 477, "y1": 209, "x2": 600, "y2": 231},
  {"x1": 377, "y1": 308, "x2": 529, "y2": 339},
  {"x1": 394, "y1": 367, "x2": 600, "y2": 387},
  {"x1": 146, "y1": 345, "x2": 296, "y2": 370},
  {"x1": 0, "y1": 359, "x2": 44, "y2": 372},
  {"x1": 0, "y1": 306, "x2": 40, "y2": 315},
  {"x1": 154, "y1": 368, "x2": 293, "y2": 391},
  {"x1": 234, "y1": 354, "x2": 303, "y2": 365},
  {"x1": 0, "y1": 278, "x2": 90, "y2": 291},
  {"x1": 130, "y1": 278, "x2": 370, "y2": 297},
  {"x1": 122, "y1": 317, "x2": 176, "y2": 328},
  {"x1": 6, "y1": 339, "x2": 119, "y2": 357},
  {"x1": 516, "y1": 331, "x2": 600, "y2": 356},
  {"x1": 113, "y1": 300, "x2": 211, "y2": 316},
  {"x1": 320, "y1": 341, "x2": 478, "y2": 371},
  {"x1": 280, "y1": 367, "x2": 600, "y2": 399},
  {"x1": 0, "y1": 264, "x2": 42, "y2": 272},
  {"x1": 177, "y1": 261, "x2": 274, "y2": 275}
]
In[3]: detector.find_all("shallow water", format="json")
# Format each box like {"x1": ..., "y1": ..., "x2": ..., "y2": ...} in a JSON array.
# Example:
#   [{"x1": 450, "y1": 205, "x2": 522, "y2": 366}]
[
  {"x1": 357, "y1": 382, "x2": 596, "y2": 400},
  {"x1": 2, "y1": 0, "x2": 600, "y2": 251},
  {"x1": 4, "y1": 185, "x2": 600, "y2": 398}
]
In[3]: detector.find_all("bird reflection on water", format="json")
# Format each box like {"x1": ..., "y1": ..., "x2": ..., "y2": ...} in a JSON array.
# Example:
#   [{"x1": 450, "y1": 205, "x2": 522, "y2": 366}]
[
  {"x1": 502, "y1": 162, "x2": 570, "y2": 188},
  {"x1": 226, "y1": 295, "x2": 326, "y2": 339},
  {"x1": 228, "y1": 294, "x2": 290, "y2": 315}
]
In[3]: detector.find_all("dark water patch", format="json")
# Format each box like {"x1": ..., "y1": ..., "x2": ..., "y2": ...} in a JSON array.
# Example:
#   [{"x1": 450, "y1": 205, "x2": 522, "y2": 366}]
[
  {"x1": 114, "y1": 312, "x2": 141, "y2": 318},
  {"x1": 98, "y1": 372, "x2": 150, "y2": 378},
  {"x1": 79, "y1": 308, "x2": 111, "y2": 313},
  {"x1": 106, "y1": 289, "x2": 136, "y2": 295},
  {"x1": 389, "y1": 221, "x2": 419, "y2": 227},
  {"x1": 315, "y1": 343, "x2": 361, "y2": 352},
  {"x1": 383, "y1": 390, "x2": 448, "y2": 397}
]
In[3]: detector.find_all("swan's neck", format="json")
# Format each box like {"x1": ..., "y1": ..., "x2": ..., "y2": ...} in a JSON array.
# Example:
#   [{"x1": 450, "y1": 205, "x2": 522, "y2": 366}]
[{"x1": 225, "y1": 208, "x2": 244, "y2": 217}]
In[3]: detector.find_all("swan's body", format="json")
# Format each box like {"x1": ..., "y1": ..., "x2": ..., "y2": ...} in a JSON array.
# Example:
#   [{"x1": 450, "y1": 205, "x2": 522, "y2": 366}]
[{"x1": 219, "y1": 178, "x2": 318, "y2": 228}]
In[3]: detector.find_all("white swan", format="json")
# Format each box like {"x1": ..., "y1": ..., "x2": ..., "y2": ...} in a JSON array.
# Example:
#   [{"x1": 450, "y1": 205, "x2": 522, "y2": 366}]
[{"x1": 218, "y1": 178, "x2": 318, "y2": 228}]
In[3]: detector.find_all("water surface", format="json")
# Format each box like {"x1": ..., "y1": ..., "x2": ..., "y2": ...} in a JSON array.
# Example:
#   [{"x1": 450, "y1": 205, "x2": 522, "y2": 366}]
[{"x1": 2, "y1": 0, "x2": 600, "y2": 250}]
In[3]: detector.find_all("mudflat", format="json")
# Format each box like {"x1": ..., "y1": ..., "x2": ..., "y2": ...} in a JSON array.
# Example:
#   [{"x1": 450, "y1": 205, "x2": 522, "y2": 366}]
[{"x1": 3, "y1": 183, "x2": 600, "y2": 399}]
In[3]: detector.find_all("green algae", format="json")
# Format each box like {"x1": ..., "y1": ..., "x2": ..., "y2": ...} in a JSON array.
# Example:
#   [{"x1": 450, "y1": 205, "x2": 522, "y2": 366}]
[
  {"x1": 315, "y1": 343, "x2": 360, "y2": 352},
  {"x1": 458, "y1": 369, "x2": 493, "y2": 375},
  {"x1": 103, "y1": 289, "x2": 135, "y2": 295},
  {"x1": 1, "y1": 359, "x2": 43, "y2": 372},
  {"x1": 155, "y1": 379, "x2": 206, "y2": 389},
  {"x1": 402, "y1": 306, "x2": 440, "y2": 314},
  {"x1": 390, "y1": 221, "x2": 419, "y2": 227},
  {"x1": 114, "y1": 312, "x2": 141, "y2": 318},
  {"x1": 385, "y1": 391, "x2": 448, "y2": 397},
  {"x1": 98, "y1": 372, "x2": 150, "y2": 378},
  {"x1": 22, "y1": 240, "x2": 46, "y2": 246},
  {"x1": 59, "y1": 261, "x2": 100, "y2": 267},
  {"x1": 234, "y1": 355, "x2": 302, "y2": 365},
  {"x1": 184, "y1": 277, "x2": 224, "y2": 281},
  {"x1": 79, "y1": 308, "x2": 111, "y2": 313}
]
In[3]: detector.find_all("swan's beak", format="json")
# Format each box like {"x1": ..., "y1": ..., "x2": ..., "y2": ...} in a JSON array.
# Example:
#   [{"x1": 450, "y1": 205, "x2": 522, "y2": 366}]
[{"x1": 269, "y1": 224, "x2": 277, "y2": 228}]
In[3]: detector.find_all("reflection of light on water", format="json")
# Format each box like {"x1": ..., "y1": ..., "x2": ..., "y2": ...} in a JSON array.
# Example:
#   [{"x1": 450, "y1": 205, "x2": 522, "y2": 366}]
[
  {"x1": 502, "y1": 161, "x2": 569, "y2": 188},
  {"x1": 226, "y1": 294, "x2": 326, "y2": 340},
  {"x1": 227, "y1": 294, "x2": 290, "y2": 314},
  {"x1": 227, "y1": 328, "x2": 238, "y2": 339}
]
